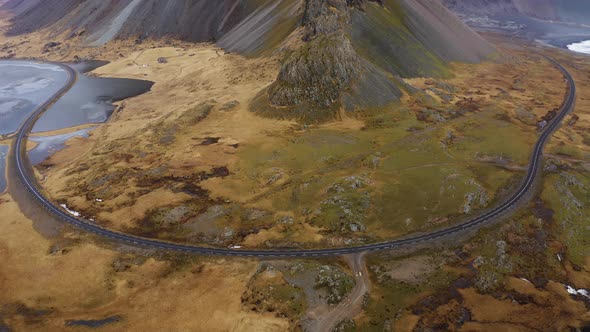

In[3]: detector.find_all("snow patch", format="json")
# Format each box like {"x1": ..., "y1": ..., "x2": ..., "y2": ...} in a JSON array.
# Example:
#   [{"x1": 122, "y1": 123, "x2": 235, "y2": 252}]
[
  {"x1": 565, "y1": 284, "x2": 590, "y2": 299},
  {"x1": 0, "y1": 61, "x2": 64, "y2": 73},
  {"x1": 567, "y1": 40, "x2": 590, "y2": 55},
  {"x1": 60, "y1": 204, "x2": 81, "y2": 217}
]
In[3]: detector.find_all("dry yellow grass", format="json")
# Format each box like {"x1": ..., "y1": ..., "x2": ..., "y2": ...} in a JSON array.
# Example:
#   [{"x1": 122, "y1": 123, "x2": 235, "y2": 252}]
[
  {"x1": 37, "y1": 45, "x2": 295, "y2": 234},
  {"x1": 460, "y1": 281, "x2": 590, "y2": 331},
  {"x1": 0, "y1": 194, "x2": 289, "y2": 331}
]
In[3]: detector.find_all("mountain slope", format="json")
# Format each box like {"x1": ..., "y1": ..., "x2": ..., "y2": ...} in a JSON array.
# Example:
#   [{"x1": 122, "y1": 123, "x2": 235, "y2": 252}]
[
  {"x1": 256, "y1": 0, "x2": 495, "y2": 121},
  {"x1": 2, "y1": 0, "x2": 495, "y2": 121},
  {"x1": 2, "y1": 0, "x2": 257, "y2": 43}
]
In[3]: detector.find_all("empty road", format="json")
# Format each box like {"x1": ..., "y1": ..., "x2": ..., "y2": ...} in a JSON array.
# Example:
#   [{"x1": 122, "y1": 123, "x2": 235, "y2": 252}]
[{"x1": 10, "y1": 57, "x2": 576, "y2": 257}]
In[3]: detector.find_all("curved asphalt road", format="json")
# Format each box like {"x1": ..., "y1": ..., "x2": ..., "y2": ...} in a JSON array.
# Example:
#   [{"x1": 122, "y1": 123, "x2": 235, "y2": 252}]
[{"x1": 12, "y1": 57, "x2": 576, "y2": 257}]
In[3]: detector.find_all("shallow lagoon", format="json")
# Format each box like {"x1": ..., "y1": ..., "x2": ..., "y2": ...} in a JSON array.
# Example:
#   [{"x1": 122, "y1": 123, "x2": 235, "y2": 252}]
[
  {"x1": 0, "y1": 59, "x2": 152, "y2": 194},
  {"x1": 28, "y1": 127, "x2": 96, "y2": 165},
  {"x1": 0, "y1": 61, "x2": 68, "y2": 136},
  {"x1": 33, "y1": 64, "x2": 153, "y2": 133}
]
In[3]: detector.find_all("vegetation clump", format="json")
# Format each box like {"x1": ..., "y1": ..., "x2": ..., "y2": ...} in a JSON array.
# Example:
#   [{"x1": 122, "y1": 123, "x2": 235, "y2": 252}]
[
  {"x1": 314, "y1": 265, "x2": 355, "y2": 304},
  {"x1": 241, "y1": 264, "x2": 307, "y2": 319},
  {"x1": 310, "y1": 176, "x2": 372, "y2": 234}
]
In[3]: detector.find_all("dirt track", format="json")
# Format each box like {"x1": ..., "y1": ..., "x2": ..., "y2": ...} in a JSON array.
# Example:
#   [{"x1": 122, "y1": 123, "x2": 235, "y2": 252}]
[{"x1": 306, "y1": 253, "x2": 370, "y2": 332}]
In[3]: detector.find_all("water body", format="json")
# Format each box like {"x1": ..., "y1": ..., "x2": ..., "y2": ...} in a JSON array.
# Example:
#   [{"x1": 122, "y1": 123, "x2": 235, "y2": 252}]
[
  {"x1": 32, "y1": 63, "x2": 153, "y2": 133},
  {"x1": 0, "y1": 61, "x2": 68, "y2": 136},
  {"x1": 0, "y1": 59, "x2": 152, "y2": 194},
  {"x1": 0, "y1": 145, "x2": 7, "y2": 193},
  {"x1": 567, "y1": 40, "x2": 590, "y2": 54},
  {"x1": 28, "y1": 127, "x2": 96, "y2": 165},
  {"x1": 65, "y1": 315, "x2": 122, "y2": 328}
]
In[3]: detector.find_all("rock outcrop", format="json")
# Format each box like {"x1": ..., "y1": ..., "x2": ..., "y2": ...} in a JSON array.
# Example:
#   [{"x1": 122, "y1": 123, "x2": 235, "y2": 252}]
[
  {"x1": 268, "y1": 33, "x2": 360, "y2": 109},
  {"x1": 260, "y1": 0, "x2": 495, "y2": 121}
]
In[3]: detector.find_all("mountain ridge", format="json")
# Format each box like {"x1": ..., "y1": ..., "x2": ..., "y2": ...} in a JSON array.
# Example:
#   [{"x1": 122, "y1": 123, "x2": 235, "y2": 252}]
[{"x1": 1, "y1": 0, "x2": 495, "y2": 121}]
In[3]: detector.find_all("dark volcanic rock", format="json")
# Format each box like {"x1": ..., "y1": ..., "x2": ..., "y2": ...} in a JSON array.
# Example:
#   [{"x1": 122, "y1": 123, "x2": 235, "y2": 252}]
[
  {"x1": 268, "y1": 32, "x2": 360, "y2": 109},
  {"x1": 264, "y1": 0, "x2": 493, "y2": 120},
  {"x1": 303, "y1": 0, "x2": 351, "y2": 41}
]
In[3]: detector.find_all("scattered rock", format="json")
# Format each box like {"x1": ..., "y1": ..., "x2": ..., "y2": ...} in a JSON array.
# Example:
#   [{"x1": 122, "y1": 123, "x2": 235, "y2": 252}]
[
  {"x1": 266, "y1": 168, "x2": 284, "y2": 185},
  {"x1": 200, "y1": 137, "x2": 220, "y2": 145},
  {"x1": 333, "y1": 319, "x2": 356, "y2": 332},
  {"x1": 278, "y1": 215, "x2": 294, "y2": 224},
  {"x1": 462, "y1": 182, "x2": 489, "y2": 214},
  {"x1": 47, "y1": 243, "x2": 71, "y2": 256},
  {"x1": 44, "y1": 41, "x2": 61, "y2": 48},
  {"x1": 223, "y1": 228, "x2": 235, "y2": 239},
  {"x1": 42, "y1": 41, "x2": 61, "y2": 53},
  {"x1": 313, "y1": 175, "x2": 372, "y2": 234},
  {"x1": 244, "y1": 209, "x2": 269, "y2": 221},
  {"x1": 314, "y1": 265, "x2": 355, "y2": 305},
  {"x1": 417, "y1": 109, "x2": 447, "y2": 123},
  {"x1": 159, "y1": 205, "x2": 192, "y2": 227},
  {"x1": 220, "y1": 100, "x2": 240, "y2": 111}
]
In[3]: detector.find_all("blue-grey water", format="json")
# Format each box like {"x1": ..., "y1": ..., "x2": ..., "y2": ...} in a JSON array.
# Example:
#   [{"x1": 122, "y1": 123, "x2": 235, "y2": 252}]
[
  {"x1": 32, "y1": 68, "x2": 153, "y2": 133},
  {"x1": 0, "y1": 145, "x2": 8, "y2": 193},
  {"x1": 567, "y1": 40, "x2": 590, "y2": 54},
  {"x1": 65, "y1": 315, "x2": 122, "y2": 328},
  {"x1": 28, "y1": 127, "x2": 96, "y2": 165},
  {"x1": 0, "y1": 59, "x2": 152, "y2": 194},
  {"x1": 0, "y1": 61, "x2": 68, "y2": 136}
]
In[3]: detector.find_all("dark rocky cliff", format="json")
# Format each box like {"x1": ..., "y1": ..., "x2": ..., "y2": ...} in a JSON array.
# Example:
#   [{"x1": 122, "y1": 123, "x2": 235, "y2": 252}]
[
  {"x1": 2, "y1": 0, "x2": 496, "y2": 121},
  {"x1": 259, "y1": 0, "x2": 495, "y2": 121}
]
